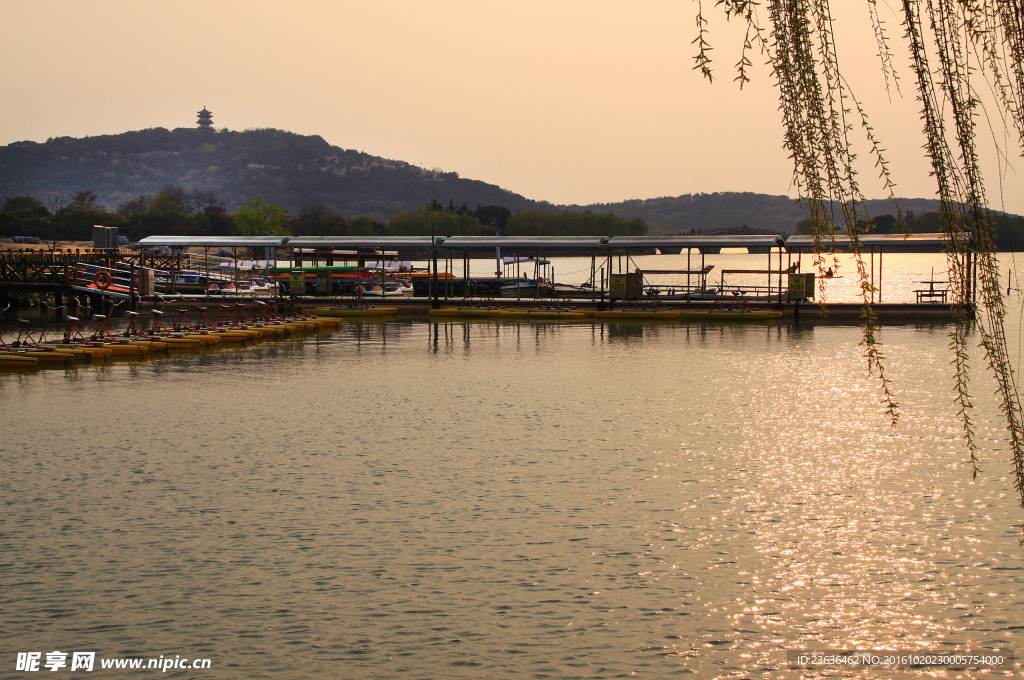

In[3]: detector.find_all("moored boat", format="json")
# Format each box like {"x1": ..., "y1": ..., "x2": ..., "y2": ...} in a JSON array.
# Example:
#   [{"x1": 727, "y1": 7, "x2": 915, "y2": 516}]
[
  {"x1": 496, "y1": 309, "x2": 587, "y2": 320},
  {"x1": 676, "y1": 309, "x2": 783, "y2": 321},
  {"x1": 0, "y1": 353, "x2": 39, "y2": 367},
  {"x1": 499, "y1": 282, "x2": 554, "y2": 298},
  {"x1": 429, "y1": 308, "x2": 503, "y2": 319},
  {"x1": 303, "y1": 306, "x2": 398, "y2": 318},
  {"x1": 593, "y1": 309, "x2": 682, "y2": 320}
]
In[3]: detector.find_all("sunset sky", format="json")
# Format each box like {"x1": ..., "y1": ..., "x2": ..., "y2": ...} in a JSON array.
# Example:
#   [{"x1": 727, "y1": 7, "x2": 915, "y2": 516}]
[{"x1": 2, "y1": 0, "x2": 1022, "y2": 214}]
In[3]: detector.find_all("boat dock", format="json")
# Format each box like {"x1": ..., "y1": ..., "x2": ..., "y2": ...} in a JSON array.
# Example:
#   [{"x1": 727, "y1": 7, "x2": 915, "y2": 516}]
[{"x1": 1, "y1": 232, "x2": 973, "y2": 325}]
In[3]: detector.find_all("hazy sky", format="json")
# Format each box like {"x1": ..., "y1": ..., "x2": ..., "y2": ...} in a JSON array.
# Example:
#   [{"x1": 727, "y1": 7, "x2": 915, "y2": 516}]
[{"x1": 2, "y1": 0, "x2": 1022, "y2": 214}]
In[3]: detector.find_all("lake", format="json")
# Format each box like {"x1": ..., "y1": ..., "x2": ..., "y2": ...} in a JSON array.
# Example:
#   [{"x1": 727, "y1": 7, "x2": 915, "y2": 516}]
[{"x1": 2, "y1": 253, "x2": 1023, "y2": 678}]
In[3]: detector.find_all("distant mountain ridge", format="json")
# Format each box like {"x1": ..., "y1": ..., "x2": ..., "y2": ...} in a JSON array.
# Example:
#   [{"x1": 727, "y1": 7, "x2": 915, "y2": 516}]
[
  {"x1": 0, "y1": 126, "x2": 944, "y2": 234},
  {"x1": 576, "y1": 195, "x2": 945, "y2": 236}
]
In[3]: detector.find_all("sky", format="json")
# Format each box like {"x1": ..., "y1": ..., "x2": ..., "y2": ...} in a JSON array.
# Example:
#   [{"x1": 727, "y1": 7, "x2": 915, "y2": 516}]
[{"x1": 2, "y1": 0, "x2": 1022, "y2": 215}]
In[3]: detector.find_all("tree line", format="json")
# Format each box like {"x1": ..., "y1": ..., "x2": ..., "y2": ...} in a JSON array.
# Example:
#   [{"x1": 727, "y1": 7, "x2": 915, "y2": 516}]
[
  {"x1": 0, "y1": 186, "x2": 649, "y2": 243},
  {"x1": 13, "y1": 185, "x2": 1024, "y2": 247},
  {"x1": 794, "y1": 210, "x2": 1024, "y2": 250}
]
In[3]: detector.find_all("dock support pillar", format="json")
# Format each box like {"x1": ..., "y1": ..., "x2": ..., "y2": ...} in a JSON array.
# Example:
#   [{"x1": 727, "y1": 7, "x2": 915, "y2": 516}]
[
  {"x1": 129, "y1": 264, "x2": 137, "y2": 312},
  {"x1": 431, "y1": 246, "x2": 439, "y2": 310}
]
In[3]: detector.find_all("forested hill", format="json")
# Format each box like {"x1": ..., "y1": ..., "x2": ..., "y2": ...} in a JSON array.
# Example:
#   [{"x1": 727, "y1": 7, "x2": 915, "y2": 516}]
[
  {"x1": 579, "y1": 195, "x2": 943, "y2": 236},
  {"x1": 0, "y1": 126, "x2": 943, "y2": 233},
  {"x1": 0, "y1": 127, "x2": 547, "y2": 219}
]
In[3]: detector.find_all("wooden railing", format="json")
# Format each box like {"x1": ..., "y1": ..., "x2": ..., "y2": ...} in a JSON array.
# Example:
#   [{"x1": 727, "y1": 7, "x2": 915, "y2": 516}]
[
  {"x1": 0, "y1": 248, "x2": 182, "y2": 286},
  {"x1": 1, "y1": 250, "x2": 115, "y2": 285}
]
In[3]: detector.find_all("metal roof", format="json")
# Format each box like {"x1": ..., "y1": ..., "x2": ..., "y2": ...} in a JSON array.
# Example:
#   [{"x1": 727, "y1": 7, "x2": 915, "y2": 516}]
[
  {"x1": 138, "y1": 232, "x2": 958, "y2": 252},
  {"x1": 286, "y1": 236, "x2": 443, "y2": 249},
  {"x1": 606, "y1": 235, "x2": 786, "y2": 250},
  {"x1": 137, "y1": 236, "x2": 289, "y2": 248},
  {"x1": 785, "y1": 232, "x2": 960, "y2": 249},
  {"x1": 440, "y1": 236, "x2": 609, "y2": 249}
]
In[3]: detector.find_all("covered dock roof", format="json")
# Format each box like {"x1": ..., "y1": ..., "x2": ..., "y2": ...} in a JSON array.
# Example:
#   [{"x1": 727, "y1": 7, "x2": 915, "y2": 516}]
[
  {"x1": 439, "y1": 236, "x2": 609, "y2": 249},
  {"x1": 286, "y1": 236, "x2": 443, "y2": 249},
  {"x1": 137, "y1": 236, "x2": 289, "y2": 248},
  {"x1": 135, "y1": 232, "x2": 965, "y2": 253},
  {"x1": 605, "y1": 235, "x2": 787, "y2": 250},
  {"x1": 784, "y1": 232, "x2": 961, "y2": 250}
]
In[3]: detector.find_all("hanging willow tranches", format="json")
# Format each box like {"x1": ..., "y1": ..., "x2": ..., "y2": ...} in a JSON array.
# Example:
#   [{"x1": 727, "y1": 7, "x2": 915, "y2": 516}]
[{"x1": 696, "y1": 0, "x2": 1024, "y2": 528}]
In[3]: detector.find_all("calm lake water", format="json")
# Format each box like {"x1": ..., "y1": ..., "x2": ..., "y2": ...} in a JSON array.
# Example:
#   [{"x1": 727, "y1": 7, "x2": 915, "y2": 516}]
[{"x1": 3, "y1": 253, "x2": 1024, "y2": 678}]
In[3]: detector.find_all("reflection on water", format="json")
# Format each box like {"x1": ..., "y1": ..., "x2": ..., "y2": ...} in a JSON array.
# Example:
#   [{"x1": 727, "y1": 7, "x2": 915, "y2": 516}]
[{"x1": 2, "y1": 320, "x2": 1022, "y2": 678}]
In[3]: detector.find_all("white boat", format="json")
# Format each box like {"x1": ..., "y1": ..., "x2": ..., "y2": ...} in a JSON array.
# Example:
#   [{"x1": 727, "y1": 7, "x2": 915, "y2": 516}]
[
  {"x1": 249, "y1": 280, "x2": 276, "y2": 295},
  {"x1": 499, "y1": 281, "x2": 554, "y2": 298},
  {"x1": 354, "y1": 279, "x2": 413, "y2": 297},
  {"x1": 500, "y1": 255, "x2": 555, "y2": 297},
  {"x1": 359, "y1": 283, "x2": 398, "y2": 296}
]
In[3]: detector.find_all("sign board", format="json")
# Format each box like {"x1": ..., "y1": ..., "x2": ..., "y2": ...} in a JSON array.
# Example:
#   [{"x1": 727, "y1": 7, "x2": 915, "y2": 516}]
[
  {"x1": 788, "y1": 272, "x2": 815, "y2": 301},
  {"x1": 289, "y1": 270, "x2": 306, "y2": 294},
  {"x1": 609, "y1": 272, "x2": 643, "y2": 300},
  {"x1": 315, "y1": 270, "x2": 332, "y2": 295}
]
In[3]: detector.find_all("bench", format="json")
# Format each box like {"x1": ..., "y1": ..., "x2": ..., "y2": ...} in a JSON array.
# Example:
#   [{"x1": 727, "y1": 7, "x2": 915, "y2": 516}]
[{"x1": 915, "y1": 288, "x2": 948, "y2": 303}]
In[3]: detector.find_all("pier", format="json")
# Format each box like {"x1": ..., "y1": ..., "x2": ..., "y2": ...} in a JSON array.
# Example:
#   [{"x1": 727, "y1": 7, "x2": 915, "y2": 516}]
[{"x1": 0, "y1": 232, "x2": 971, "y2": 325}]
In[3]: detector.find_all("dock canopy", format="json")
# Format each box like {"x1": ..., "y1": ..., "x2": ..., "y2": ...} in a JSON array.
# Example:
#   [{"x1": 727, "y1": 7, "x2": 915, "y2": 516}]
[
  {"x1": 785, "y1": 233, "x2": 962, "y2": 250},
  {"x1": 137, "y1": 236, "x2": 289, "y2": 248},
  {"x1": 440, "y1": 236, "x2": 609, "y2": 249},
  {"x1": 606, "y1": 235, "x2": 786, "y2": 252},
  {"x1": 286, "y1": 236, "x2": 444, "y2": 249}
]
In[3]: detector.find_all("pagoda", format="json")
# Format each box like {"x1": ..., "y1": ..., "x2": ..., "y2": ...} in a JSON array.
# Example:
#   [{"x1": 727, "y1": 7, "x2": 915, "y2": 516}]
[{"x1": 197, "y1": 107, "x2": 214, "y2": 129}]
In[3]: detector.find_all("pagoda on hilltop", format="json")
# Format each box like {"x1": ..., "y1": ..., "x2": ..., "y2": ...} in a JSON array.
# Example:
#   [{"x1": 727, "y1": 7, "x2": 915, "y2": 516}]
[{"x1": 197, "y1": 107, "x2": 214, "y2": 129}]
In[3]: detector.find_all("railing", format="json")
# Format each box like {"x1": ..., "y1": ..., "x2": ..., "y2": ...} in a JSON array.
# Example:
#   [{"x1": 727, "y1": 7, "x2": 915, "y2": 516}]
[
  {"x1": 0, "y1": 247, "x2": 193, "y2": 286},
  {"x1": 0, "y1": 249, "x2": 116, "y2": 285},
  {"x1": 117, "y1": 249, "x2": 188, "y2": 273},
  {"x1": 71, "y1": 263, "x2": 138, "y2": 299}
]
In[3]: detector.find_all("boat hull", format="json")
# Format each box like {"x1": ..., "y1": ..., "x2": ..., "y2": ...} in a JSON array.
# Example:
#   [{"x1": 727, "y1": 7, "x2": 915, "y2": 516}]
[
  {"x1": 0, "y1": 353, "x2": 39, "y2": 366},
  {"x1": 594, "y1": 310, "x2": 682, "y2": 320},
  {"x1": 303, "y1": 307, "x2": 398, "y2": 318},
  {"x1": 495, "y1": 310, "x2": 587, "y2": 321},
  {"x1": 429, "y1": 308, "x2": 503, "y2": 318},
  {"x1": 676, "y1": 310, "x2": 783, "y2": 321}
]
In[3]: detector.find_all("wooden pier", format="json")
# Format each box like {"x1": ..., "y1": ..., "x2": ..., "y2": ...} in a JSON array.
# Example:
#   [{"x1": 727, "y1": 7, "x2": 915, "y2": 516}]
[{"x1": 0, "y1": 233, "x2": 972, "y2": 325}]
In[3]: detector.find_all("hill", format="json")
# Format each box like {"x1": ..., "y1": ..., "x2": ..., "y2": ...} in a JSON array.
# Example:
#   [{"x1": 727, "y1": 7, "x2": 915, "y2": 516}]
[
  {"x1": 0, "y1": 127, "x2": 547, "y2": 220},
  {"x1": 0, "y1": 126, "x2": 944, "y2": 234},
  {"x1": 580, "y1": 195, "x2": 943, "y2": 235}
]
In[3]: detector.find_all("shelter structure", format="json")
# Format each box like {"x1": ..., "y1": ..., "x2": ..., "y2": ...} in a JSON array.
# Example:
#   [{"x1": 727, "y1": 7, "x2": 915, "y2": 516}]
[
  {"x1": 283, "y1": 236, "x2": 445, "y2": 298},
  {"x1": 784, "y1": 233, "x2": 969, "y2": 303},
  {"x1": 604, "y1": 235, "x2": 790, "y2": 301},
  {"x1": 137, "y1": 235, "x2": 288, "y2": 295},
  {"x1": 130, "y1": 231, "x2": 968, "y2": 306},
  {"x1": 286, "y1": 236, "x2": 441, "y2": 266},
  {"x1": 439, "y1": 236, "x2": 610, "y2": 298}
]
